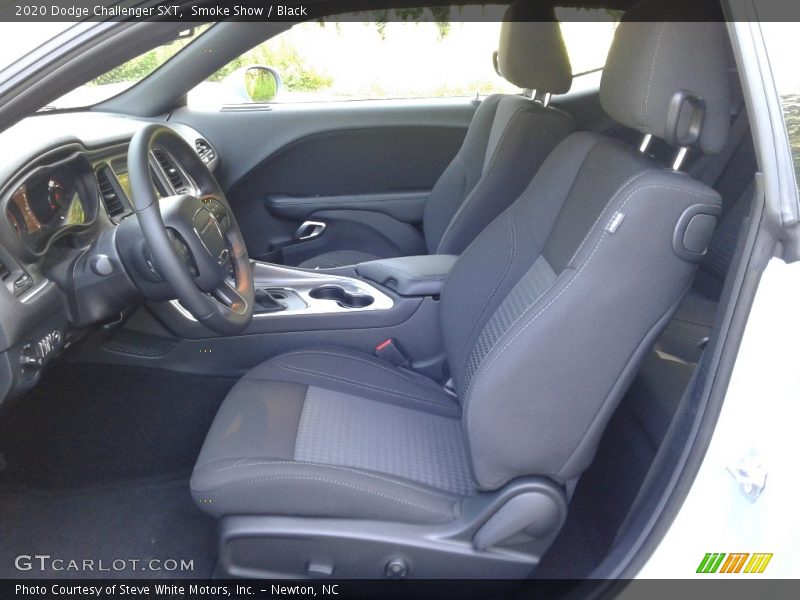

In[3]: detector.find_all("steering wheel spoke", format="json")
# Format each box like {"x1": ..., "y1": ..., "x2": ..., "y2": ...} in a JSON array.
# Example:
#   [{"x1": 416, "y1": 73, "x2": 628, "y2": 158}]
[{"x1": 166, "y1": 228, "x2": 200, "y2": 279}]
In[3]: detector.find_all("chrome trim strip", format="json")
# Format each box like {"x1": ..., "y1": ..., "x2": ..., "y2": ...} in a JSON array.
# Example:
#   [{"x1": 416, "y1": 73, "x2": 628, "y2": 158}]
[{"x1": 19, "y1": 279, "x2": 53, "y2": 303}]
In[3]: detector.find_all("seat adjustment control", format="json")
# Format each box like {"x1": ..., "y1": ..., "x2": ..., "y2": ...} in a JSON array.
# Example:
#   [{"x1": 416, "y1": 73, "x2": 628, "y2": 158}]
[
  {"x1": 384, "y1": 557, "x2": 409, "y2": 578},
  {"x1": 306, "y1": 559, "x2": 334, "y2": 577}
]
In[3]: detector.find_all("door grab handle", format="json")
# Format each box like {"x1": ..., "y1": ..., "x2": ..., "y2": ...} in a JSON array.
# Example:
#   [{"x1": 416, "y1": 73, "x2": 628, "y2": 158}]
[{"x1": 295, "y1": 220, "x2": 326, "y2": 241}]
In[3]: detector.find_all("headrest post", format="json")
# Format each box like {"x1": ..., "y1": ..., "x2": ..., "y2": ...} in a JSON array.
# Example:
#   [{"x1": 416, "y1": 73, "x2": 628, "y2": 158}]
[
  {"x1": 599, "y1": 10, "x2": 730, "y2": 155},
  {"x1": 639, "y1": 133, "x2": 653, "y2": 154},
  {"x1": 522, "y1": 88, "x2": 534, "y2": 99},
  {"x1": 531, "y1": 90, "x2": 551, "y2": 107},
  {"x1": 672, "y1": 147, "x2": 688, "y2": 171}
]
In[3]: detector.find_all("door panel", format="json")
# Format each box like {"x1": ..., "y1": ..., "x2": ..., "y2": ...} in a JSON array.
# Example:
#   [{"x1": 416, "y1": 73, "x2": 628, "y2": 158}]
[{"x1": 170, "y1": 99, "x2": 476, "y2": 260}]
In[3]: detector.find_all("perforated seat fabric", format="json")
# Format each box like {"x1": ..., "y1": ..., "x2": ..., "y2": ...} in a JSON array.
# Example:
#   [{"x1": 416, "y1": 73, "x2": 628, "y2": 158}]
[{"x1": 191, "y1": 347, "x2": 472, "y2": 524}]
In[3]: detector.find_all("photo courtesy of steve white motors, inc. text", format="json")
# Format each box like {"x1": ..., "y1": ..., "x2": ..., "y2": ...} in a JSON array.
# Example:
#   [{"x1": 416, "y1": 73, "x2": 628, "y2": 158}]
[
  {"x1": 14, "y1": 3, "x2": 309, "y2": 18},
  {"x1": 14, "y1": 583, "x2": 341, "y2": 597}
]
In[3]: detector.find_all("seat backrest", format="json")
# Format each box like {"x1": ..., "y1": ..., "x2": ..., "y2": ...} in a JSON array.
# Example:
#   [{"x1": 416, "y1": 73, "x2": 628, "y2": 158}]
[
  {"x1": 441, "y1": 0, "x2": 731, "y2": 490},
  {"x1": 423, "y1": 3, "x2": 575, "y2": 255}
]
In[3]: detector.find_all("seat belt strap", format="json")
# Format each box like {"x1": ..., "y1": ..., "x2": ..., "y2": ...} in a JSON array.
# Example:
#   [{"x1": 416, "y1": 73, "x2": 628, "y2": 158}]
[{"x1": 693, "y1": 109, "x2": 750, "y2": 188}]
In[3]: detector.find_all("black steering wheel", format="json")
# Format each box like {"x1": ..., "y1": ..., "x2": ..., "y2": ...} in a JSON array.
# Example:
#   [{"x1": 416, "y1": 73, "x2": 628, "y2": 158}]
[{"x1": 128, "y1": 124, "x2": 254, "y2": 335}]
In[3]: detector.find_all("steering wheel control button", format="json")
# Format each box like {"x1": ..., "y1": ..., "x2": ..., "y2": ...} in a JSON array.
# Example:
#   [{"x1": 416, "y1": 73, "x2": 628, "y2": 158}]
[
  {"x1": 90, "y1": 254, "x2": 115, "y2": 276},
  {"x1": 384, "y1": 558, "x2": 409, "y2": 578},
  {"x1": 204, "y1": 199, "x2": 227, "y2": 223}
]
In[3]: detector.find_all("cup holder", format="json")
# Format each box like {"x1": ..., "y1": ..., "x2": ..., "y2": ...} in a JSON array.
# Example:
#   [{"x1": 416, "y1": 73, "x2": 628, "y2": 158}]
[{"x1": 309, "y1": 285, "x2": 374, "y2": 309}]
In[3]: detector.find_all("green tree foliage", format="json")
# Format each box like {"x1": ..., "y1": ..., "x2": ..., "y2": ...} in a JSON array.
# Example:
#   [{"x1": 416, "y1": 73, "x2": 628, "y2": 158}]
[
  {"x1": 207, "y1": 39, "x2": 333, "y2": 92},
  {"x1": 88, "y1": 26, "x2": 208, "y2": 86},
  {"x1": 86, "y1": 10, "x2": 454, "y2": 94},
  {"x1": 353, "y1": 8, "x2": 450, "y2": 41},
  {"x1": 781, "y1": 94, "x2": 800, "y2": 175}
]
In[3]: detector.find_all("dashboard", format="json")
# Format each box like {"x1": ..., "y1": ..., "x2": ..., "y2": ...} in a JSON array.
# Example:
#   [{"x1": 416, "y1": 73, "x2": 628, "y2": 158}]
[{"x1": 0, "y1": 111, "x2": 218, "y2": 405}]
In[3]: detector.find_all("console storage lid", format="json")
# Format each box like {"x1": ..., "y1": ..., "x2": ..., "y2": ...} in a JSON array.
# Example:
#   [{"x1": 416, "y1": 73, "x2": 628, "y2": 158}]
[{"x1": 356, "y1": 255, "x2": 458, "y2": 297}]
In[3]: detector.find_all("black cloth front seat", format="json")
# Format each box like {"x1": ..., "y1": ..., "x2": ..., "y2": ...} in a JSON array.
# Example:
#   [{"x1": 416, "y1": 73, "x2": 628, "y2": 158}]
[
  {"x1": 295, "y1": 3, "x2": 575, "y2": 269},
  {"x1": 193, "y1": 0, "x2": 730, "y2": 530}
]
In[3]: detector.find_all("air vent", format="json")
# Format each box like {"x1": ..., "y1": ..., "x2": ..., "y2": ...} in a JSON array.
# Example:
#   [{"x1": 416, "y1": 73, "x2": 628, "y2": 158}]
[
  {"x1": 96, "y1": 166, "x2": 127, "y2": 219},
  {"x1": 152, "y1": 148, "x2": 189, "y2": 194},
  {"x1": 195, "y1": 138, "x2": 216, "y2": 164}
]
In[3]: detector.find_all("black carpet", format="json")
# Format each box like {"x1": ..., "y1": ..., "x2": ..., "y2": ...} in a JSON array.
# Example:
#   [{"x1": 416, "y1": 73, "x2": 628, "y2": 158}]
[
  {"x1": 0, "y1": 363, "x2": 236, "y2": 488},
  {"x1": 0, "y1": 475, "x2": 216, "y2": 579},
  {"x1": 0, "y1": 362, "x2": 235, "y2": 579}
]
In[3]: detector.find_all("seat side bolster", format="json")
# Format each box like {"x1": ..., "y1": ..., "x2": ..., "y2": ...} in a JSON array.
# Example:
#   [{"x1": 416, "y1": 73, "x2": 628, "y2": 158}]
[{"x1": 422, "y1": 95, "x2": 503, "y2": 252}]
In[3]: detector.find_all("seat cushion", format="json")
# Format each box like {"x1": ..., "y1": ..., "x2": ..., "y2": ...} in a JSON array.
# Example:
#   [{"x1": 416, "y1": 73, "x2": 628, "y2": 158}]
[
  {"x1": 191, "y1": 347, "x2": 473, "y2": 524},
  {"x1": 298, "y1": 250, "x2": 383, "y2": 269}
]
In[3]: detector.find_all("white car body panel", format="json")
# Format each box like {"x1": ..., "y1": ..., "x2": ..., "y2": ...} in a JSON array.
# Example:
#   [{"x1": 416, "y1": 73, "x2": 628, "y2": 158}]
[{"x1": 634, "y1": 257, "x2": 800, "y2": 579}]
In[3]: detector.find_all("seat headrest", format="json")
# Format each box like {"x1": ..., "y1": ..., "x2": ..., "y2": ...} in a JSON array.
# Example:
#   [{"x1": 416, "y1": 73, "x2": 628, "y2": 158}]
[
  {"x1": 600, "y1": 0, "x2": 731, "y2": 154},
  {"x1": 496, "y1": 2, "x2": 572, "y2": 95}
]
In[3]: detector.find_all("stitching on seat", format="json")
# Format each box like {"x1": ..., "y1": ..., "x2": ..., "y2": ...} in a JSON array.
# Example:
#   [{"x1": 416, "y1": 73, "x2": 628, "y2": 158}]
[
  {"x1": 271, "y1": 349, "x2": 451, "y2": 395},
  {"x1": 434, "y1": 157, "x2": 470, "y2": 251},
  {"x1": 295, "y1": 387, "x2": 313, "y2": 458},
  {"x1": 207, "y1": 475, "x2": 456, "y2": 517},
  {"x1": 456, "y1": 136, "x2": 605, "y2": 366},
  {"x1": 458, "y1": 211, "x2": 517, "y2": 360},
  {"x1": 460, "y1": 156, "x2": 647, "y2": 419},
  {"x1": 200, "y1": 459, "x2": 464, "y2": 499},
  {"x1": 471, "y1": 182, "x2": 718, "y2": 384},
  {"x1": 271, "y1": 361, "x2": 455, "y2": 410},
  {"x1": 565, "y1": 170, "x2": 652, "y2": 265},
  {"x1": 556, "y1": 283, "x2": 694, "y2": 482},
  {"x1": 644, "y1": 22, "x2": 668, "y2": 121},
  {"x1": 464, "y1": 183, "x2": 718, "y2": 458},
  {"x1": 437, "y1": 102, "x2": 533, "y2": 252}
]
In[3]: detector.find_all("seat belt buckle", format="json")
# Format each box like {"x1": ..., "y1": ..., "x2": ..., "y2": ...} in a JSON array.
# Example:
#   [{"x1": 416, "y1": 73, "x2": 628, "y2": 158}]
[{"x1": 375, "y1": 338, "x2": 409, "y2": 368}]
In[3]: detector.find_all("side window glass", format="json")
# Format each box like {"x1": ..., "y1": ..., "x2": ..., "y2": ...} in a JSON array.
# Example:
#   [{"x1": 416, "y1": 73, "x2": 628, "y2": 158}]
[
  {"x1": 188, "y1": 6, "x2": 522, "y2": 106},
  {"x1": 555, "y1": 7, "x2": 621, "y2": 76},
  {"x1": 187, "y1": 6, "x2": 623, "y2": 107},
  {"x1": 761, "y1": 22, "x2": 800, "y2": 199}
]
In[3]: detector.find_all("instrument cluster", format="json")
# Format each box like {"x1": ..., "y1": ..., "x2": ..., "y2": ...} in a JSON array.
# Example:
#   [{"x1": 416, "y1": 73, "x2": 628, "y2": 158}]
[{"x1": 3, "y1": 153, "x2": 97, "y2": 254}]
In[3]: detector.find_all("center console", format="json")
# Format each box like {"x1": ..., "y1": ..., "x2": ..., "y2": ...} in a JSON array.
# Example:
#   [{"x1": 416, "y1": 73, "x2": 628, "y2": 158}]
[
  {"x1": 90, "y1": 255, "x2": 458, "y2": 379},
  {"x1": 249, "y1": 261, "x2": 394, "y2": 317}
]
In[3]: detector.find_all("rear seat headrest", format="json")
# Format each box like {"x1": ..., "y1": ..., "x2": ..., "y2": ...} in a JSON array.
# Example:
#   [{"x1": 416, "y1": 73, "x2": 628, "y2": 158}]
[
  {"x1": 600, "y1": 0, "x2": 731, "y2": 154},
  {"x1": 496, "y1": 2, "x2": 572, "y2": 95}
]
